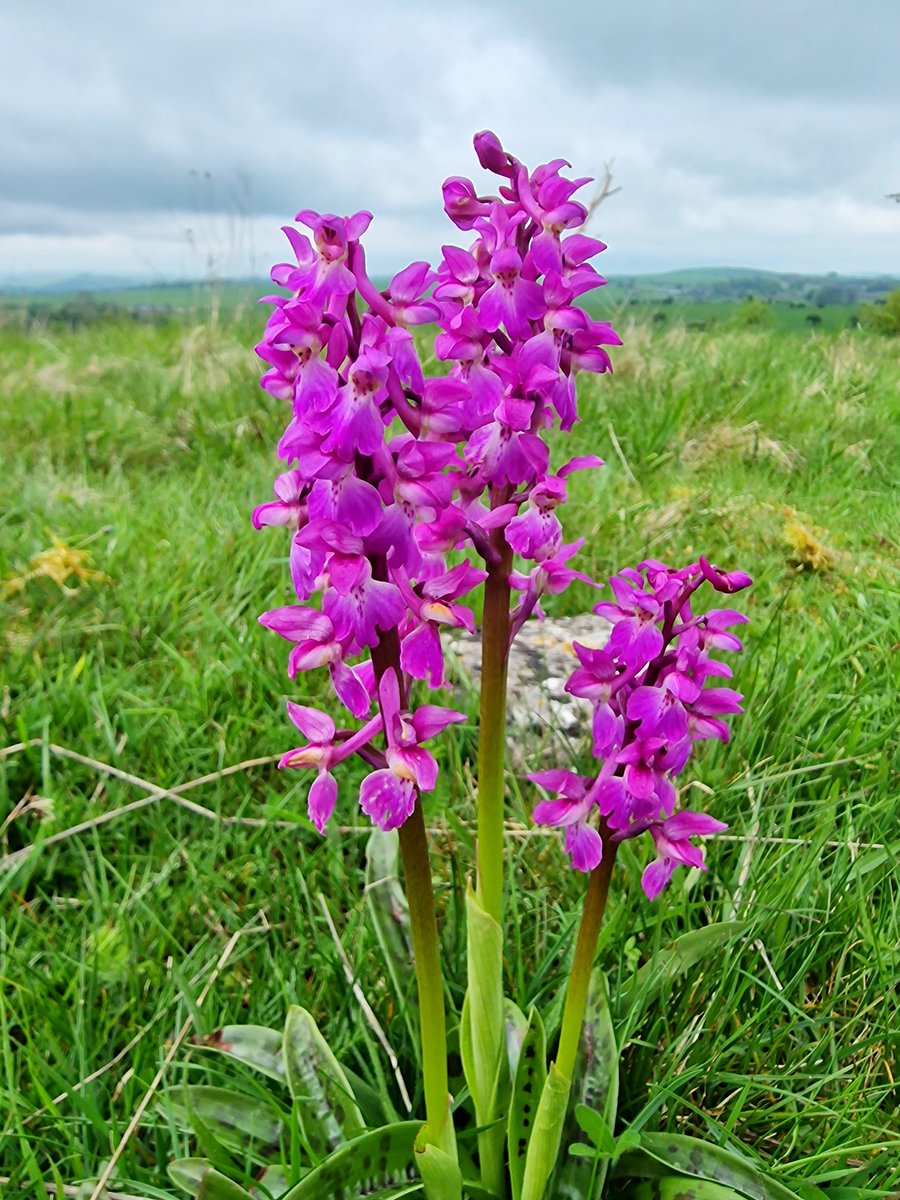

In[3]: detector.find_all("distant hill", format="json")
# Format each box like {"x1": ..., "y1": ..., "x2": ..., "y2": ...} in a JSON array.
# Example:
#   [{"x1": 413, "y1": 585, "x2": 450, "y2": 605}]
[
  {"x1": 3, "y1": 266, "x2": 900, "y2": 302},
  {"x1": 603, "y1": 267, "x2": 900, "y2": 306},
  {"x1": 2, "y1": 268, "x2": 898, "y2": 324}
]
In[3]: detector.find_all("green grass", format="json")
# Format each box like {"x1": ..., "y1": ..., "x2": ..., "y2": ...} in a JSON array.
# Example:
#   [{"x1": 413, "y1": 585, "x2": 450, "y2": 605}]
[{"x1": 0, "y1": 314, "x2": 898, "y2": 1195}]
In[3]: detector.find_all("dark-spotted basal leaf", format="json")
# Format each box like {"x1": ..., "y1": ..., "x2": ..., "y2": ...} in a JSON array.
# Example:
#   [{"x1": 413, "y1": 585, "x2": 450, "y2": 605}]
[
  {"x1": 165, "y1": 1086, "x2": 283, "y2": 1157},
  {"x1": 614, "y1": 1134, "x2": 806, "y2": 1200},
  {"x1": 629, "y1": 1176, "x2": 750, "y2": 1200},
  {"x1": 503, "y1": 998, "x2": 528, "y2": 1081},
  {"x1": 197, "y1": 1169, "x2": 255, "y2": 1200},
  {"x1": 168, "y1": 1158, "x2": 211, "y2": 1194},
  {"x1": 551, "y1": 969, "x2": 619, "y2": 1200},
  {"x1": 194, "y1": 1024, "x2": 286, "y2": 1083},
  {"x1": 507, "y1": 1007, "x2": 547, "y2": 1200},
  {"x1": 279, "y1": 1120, "x2": 422, "y2": 1200},
  {"x1": 282, "y1": 1005, "x2": 364, "y2": 1157},
  {"x1": 615, "y1": 923, "x2": 745, "y2": 1019}
]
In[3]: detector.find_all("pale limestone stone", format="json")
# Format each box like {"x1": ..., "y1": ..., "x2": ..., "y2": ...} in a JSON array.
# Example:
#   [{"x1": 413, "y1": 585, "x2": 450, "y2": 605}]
[{"x1": 446, "y1": 614, "x2": 610, "y2": 766}]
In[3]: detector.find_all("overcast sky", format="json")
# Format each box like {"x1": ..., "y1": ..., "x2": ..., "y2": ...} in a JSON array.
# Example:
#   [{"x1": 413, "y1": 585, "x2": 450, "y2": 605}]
[{"x1": 2, "y1": 0, "x2": 899, "y2": 282}]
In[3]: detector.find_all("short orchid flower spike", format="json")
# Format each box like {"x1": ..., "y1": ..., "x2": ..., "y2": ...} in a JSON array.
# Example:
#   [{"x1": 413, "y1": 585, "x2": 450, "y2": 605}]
[{"x1": 533, "y1": 558, "x2": 751, "y2": 897}]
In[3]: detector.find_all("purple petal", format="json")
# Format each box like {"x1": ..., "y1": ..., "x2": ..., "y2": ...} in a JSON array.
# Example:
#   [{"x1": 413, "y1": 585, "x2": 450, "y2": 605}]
[
  {"x1": 558, "y1": 454, "x2": 604, "y2": 477},
  {"x1": 359, "y1": 769, "x2": 417, "y2": 831},
  {"x1": 400, "y1": 623, "x2": 445, "y2": 687},
  {"x1": 377, "y1": 667, "x2": 402, "y2": 738},
  {"x1": 259, "y1": 606, "x2": 332, "y2": 643},
  {"x1": 592, "y1": 704, "x2": 622, "y2": 756},
  {"x1": 594, "y1": 775, "x2": 627, "y2": 824},
  {"x1": 389, "y1": 260, "x2": 434, "y2": 303},
  {"x1": 624, "y1": 760, "x2": 656, "y2": 800},
  {"x1": 252, "y1": 500, "x2": 296, "y2": 529},
  {"x1": 308, "y1": 772, "x2": 337, "y2": 834},
  {"x1": 388, "y1": 745, "x2": 439, "y2": 792},
  {"x1": 663, "y1": 811, "x2": 728, "y2": 839},
  {"x1": 533, "y1": 797, "x2": 586, "y2": 828},
  {"x1": 565, "y1": 822, "x2": 604, "y2": 872},
  {"x1": 346, "y1": 210, "x2": 373, "y2": 240},
  {"x1": 699, "y1": 556, "x2": 753, "y2": 594},
  {"x1": 627, "y1": 621, "x2": 665, "y2": 668},
  {"x1": 336, "y1": 475, "x2": 383, "y2": 537},
  {"x1": 641, "y1": 858, "x2": 676, "y2": 900},
  {"x1": 330, "y1": 660, "x2": 371, "y2": 719},
  {"x1": 288, "y1": 639, "x2": 340, "y2": 676},
  {"x1": 528, "y1": 769, "x2": 589, "y2": 800},
  {"x1": 626, "y1": 686, "x2": 665, "y2": 730},
  {"x1": 286, "y1": 702, "x2": 335, "y2": 744},
  {"x1": 410, "y1": 704, "x2": 466, "y2": 742}
]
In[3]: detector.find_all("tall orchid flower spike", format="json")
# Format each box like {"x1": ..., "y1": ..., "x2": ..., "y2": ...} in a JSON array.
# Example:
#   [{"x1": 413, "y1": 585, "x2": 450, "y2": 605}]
[{"x1": 251, "y1": 130, "x2": 621, "y2": 1199}]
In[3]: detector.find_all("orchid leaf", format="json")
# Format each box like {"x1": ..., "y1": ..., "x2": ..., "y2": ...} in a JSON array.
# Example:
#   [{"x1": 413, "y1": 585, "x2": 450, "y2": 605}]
[
  {"x1": 615, "y1": 922, "x2": 746, "y2": 1018},
  {"x1": 253, "y1": 1163, "x2": 290, "y2": 1197},
  {"x1": 366, "y1": 828, "x2": 418, "y2": 1046},
  {"x1": 503, "y1": 998, "x2": 529, "y2": 1081},
  {"x1": 461, "y1": 887, "x2": 505, "y2": 1115},
  {"x1": 193, "y1": 1024, "x2": 286, "y2": 1084},
  {"x1": 551, "y1": 969, "x2": 619, "y2": 1200},
  {"x1": 343, "y1": 1062, "x2": 394, "y2": 1127},
  {"x1": 518, "y1": 1062, "x2": 572, "y2": 1200},
  {"x1": 168, "y1": 1158, "x2": 211, "y2": 1194},
  {"x1": 279, "y1": 1120, "x2": 422, "y2": 1200},
  {"x1": 461, "y1": 886, "x2": 506, "y2": 1192},
  {"x1": 415, "y1": 1131, "x2": 464, "y2": 1200},
  {"x1": 613, "y1": 1133, "x2": 807, "y2": 1200},
  {"x1": 165, "y1": 1085, "x2": 282, "y2": 1158},
  {"x1": 507, "y1": 1007, "x2": 547, "y2": 1200},
  {"x1": 282, "y1": 1005, "x2": 364, "y2": 1157},
  {"x1": 196, "y1": 1169, "x2": 255, "y2": 1200},
  {"x1": 629, "y1": 1177, "x2": 751, "y2": 1200}
]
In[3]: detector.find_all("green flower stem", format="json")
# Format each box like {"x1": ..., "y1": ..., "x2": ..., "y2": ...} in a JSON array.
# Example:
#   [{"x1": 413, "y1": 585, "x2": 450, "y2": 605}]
[
  {"x1": 475, "y1": 526, "x2": 514, "y2": 924},
  {"x1": 371, "y1": 614, "x2": 457, "y2": 1181},
  {"x1": 397, "y1": 802, "x2": 457, "y2": 1164},
  {"x1": 521, "y1": 845, "x2": 618, "y2": 1200},
  {"x1": 468, "y1": 520, "x2": 513, "y2": 1197},
  {"x1": 555, "y1": 842, "x2": 618, "y2": 1081}
]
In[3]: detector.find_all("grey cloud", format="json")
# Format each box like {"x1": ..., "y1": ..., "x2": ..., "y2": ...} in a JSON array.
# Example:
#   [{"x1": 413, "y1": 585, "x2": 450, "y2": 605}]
[
  {"x1": 1, "y1": 0, "x2": 898, "y2": 277},
  {"x1": 476, "y1": 0, "x2": 900, "y2": 102}
]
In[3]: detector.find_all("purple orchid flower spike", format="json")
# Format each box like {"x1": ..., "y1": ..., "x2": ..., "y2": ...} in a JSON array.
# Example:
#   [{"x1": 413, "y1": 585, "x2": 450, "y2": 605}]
[
  {"x1": 359, "y1": 669, "x2": 465, "y2": 831},
  {"x1": 533, "y1": 556, "x2": 750, "y2": 896}
]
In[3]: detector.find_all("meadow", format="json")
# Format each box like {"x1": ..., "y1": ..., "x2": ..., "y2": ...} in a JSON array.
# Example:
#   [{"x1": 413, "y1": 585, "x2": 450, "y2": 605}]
[{"x1": 0, "y1": 308, "x2": 897, "y2": 1196}]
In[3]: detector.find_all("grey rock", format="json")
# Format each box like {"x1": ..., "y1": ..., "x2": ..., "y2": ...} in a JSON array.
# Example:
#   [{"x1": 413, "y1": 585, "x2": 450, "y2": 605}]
[{"x1": 446, "y1": 614, "x2": 610, "y2": 766}]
